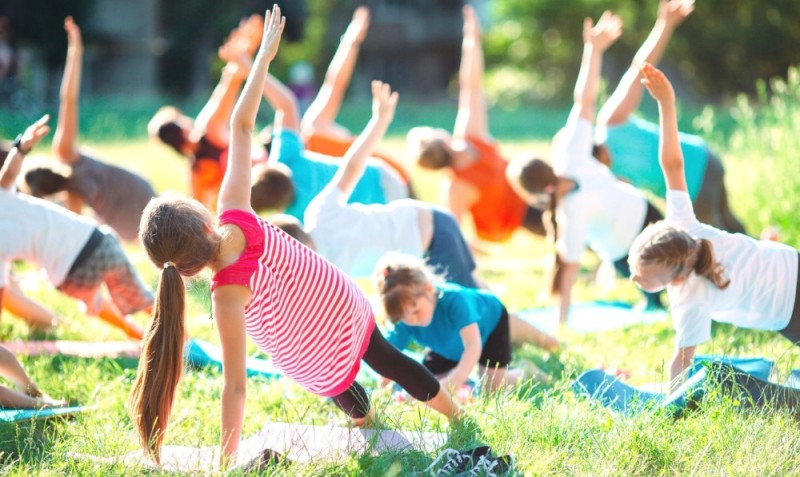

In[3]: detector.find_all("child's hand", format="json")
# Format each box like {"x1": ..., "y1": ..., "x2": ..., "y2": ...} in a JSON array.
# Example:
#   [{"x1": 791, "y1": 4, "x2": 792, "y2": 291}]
[
  {"x1": 583, "y1": 11, "x2": 623, "y2": 52},
  {"x1": 342, "y1": 6, "x2": 370, "y2": 46},
  {"x1": 371, "y1": 81, "x2": 399, "y2": 124},
  {"x1": 658, "y1": 0, "x2": 695, "y2": 28},
  {"x1": 462, "y1": 5, "x2": 482, "y2": 41},
  {"x1": 64, "y1": 16, "x2": 82, "y2": 50},
  {"x1": 18, "y1": 115, "x2": 51, "y2": 154},
  {"x1": 257, "y1": 4, "x2": 286, "y2": 63},
  {"x1": 641, "y1": 63, "x2": 675, "y2": 104}
]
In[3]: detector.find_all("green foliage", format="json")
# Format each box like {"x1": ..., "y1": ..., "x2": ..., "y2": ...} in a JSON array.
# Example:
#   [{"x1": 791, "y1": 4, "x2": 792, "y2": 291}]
[
  {"x1": 720, "y1": 65, "x2": 800, "y2": 246},
  {"x1": 485, "y1": 0, "x2": 800, "y2": 103}
]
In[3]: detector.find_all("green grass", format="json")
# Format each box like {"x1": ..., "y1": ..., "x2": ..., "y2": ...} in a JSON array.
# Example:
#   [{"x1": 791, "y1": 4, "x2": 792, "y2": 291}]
[{"x1": 2, "y1": 77, "x2": 800, "y2": 475}]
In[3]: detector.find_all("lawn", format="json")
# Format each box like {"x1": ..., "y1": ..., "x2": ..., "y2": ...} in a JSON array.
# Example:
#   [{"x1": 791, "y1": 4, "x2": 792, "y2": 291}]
[{"x1": 1, "y1": 74, "x2": 800, "y2": 475}]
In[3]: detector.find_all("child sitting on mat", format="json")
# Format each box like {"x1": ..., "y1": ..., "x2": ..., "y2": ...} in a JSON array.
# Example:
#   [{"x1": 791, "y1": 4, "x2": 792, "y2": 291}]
[
  {"x1": 629, "y1": 63, "x2": 800, "y2": 389},
  {"x1": 128, "y1": 8, "x2": 459, "y2": 466}
]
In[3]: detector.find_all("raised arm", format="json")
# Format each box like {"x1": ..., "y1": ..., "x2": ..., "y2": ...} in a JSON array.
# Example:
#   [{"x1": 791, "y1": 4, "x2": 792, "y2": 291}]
[
  {"x1": 0, "y1": 115, "x2": 51, "y2": 190},
  {"x1": 300, "y1": 6, "x2": 369, "y2": 136},
  {"x1": 453, "y1": 5, "x2": 488, "y2": 140},
  {"x1": 220, "y1": 5, "x2": 284, "y2": 213},
  {"x1": 598, "y1": 0, "x2": 694, "y2": 125},
  {"x1": 262, "y1": 73, "x2": 301, "y2": 133},
  {"x1": 332, "y1": 81, "x2": 397, "y2": 197},
  {"x1": 572, "y1": 12, "x2": 623, "y2": 122},
  {"x1": 641, "y1": 63, "x2": 686, "y2": 192},
  {"x1": 192, "y1": 64, "x2": 247, "y2": 147},
  {"x1": 52, "y1": 17, "x2": 82, "y2": 164}
]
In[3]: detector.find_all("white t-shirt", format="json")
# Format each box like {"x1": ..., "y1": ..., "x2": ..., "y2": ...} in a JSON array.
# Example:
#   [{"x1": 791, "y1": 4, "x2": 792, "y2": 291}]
[
  {"x1": 0, "y1": 188, "x2": 96, "y2": 288},
  {"x1": 552, "y1": 112, "x2": 648, "y2": 263},
  {"x1": 666, "y1": 190, "x2": 798, "y2": 347},
  {"x1": 304, "y1": 184, "x2": 423, "y2": 277}
]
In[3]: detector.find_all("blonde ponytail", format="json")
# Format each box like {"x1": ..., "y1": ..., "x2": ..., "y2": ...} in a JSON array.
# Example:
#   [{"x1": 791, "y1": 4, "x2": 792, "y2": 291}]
[
  {"x1": 693, "y1": 238, "x2": 730, "y2": 290},
  {"x1": 128, "y1": 266, "x2": 187, "y2": 463}
]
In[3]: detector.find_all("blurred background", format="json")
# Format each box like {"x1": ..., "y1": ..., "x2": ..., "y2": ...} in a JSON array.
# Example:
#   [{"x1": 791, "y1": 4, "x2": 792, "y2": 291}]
[{"x1": 0, "y1": 0, "x2": 799, "y2": 141}]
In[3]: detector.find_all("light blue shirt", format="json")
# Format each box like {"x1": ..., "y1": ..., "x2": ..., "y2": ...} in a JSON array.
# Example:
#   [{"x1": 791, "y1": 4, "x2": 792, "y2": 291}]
[
  {"x1": 385, "y1": 282, "x2": 503, "y2": 362},
  {"x1": 272, "y1": 130, "x2": 387, "y2": 222},
  {"x1": 599, "y1": 116, "x2": 709, "y2": 200}
]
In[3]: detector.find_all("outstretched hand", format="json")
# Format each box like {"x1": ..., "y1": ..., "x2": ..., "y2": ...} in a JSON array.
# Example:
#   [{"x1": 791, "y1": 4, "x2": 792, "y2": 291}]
[
  {"x1": 583, "y1": 11, "x2": 623, "y2": 52},
  {"x1": 371, "y1": 80, "x2": 399, "y2": 124},
  {"x1": 641, "y1": 63, "x2": 675, "y2": 104},
  {"x1": 257, "y1": 4, "x2": 285, "y2": 62},
  {"x1": 19, "y1": 115, "x2": 51, "y2": 153},
  {"x1": 64, "y1": 16, "x2": 82, "y2": 49},
  {"x1": 658, "y1": 0, "x2": 695, "y2": 27},
  {"x1": 342, "y1": 6, "x2": 370, "y2": 46},
  {"x1": 219, "y1": 14, "x2": 264, "y2": 63},
  {"x1": 462, "y1": 4, "x2": 481, "y2": 41}
]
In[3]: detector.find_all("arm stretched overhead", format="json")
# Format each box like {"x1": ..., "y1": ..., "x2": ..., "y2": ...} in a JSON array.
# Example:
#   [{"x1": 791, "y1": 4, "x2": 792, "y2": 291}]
[
  {"x1": 52, "y1": 17, "x2": 82, "y2": 164},
  {"x1": 331, "y1": 81, "x2": 398, "y2": 197},
  {"x1": 598, "y1": 0, "x2": 694, "y2": 126},
  {"x1": 641, "y1": 62, "x2": 687, "y2": 192},
  {"x1": 453, "y1": 5, "x2": 488, "y2": 140}
]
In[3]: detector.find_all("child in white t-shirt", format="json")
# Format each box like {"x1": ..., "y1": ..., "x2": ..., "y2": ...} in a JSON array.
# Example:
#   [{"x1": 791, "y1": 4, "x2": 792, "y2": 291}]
[
  {"x1": 507, "y1": 12, "x2": 664, "y2": 326},
  {"x1": 628, "y1": 63, "x2": 799, "y2": 388}
]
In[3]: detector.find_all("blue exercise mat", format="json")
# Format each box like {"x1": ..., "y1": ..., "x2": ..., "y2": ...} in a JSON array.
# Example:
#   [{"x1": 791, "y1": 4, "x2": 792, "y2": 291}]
[
  {"x1": 572, "y1": 367, "x2": 706, "y2": 416},
  {"x1": 184, "y1": 339, "x2": 282, "y2": 380},
  {"x1": 518, "y1": 301, "x2": 667, "y2": 335},
  {"x1": 574, "y1": 358, "x2": 800, "y2": 416},
  {"x1": 0, "y1": 405, "x2": 85, "y2": 423},
  {"x1": 692, "y1": 355, "x2": 774, "y2": 381}
]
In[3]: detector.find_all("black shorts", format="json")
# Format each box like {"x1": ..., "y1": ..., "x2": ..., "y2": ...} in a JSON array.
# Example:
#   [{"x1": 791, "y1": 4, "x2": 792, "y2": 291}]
[{"x1": 423, "y1": 306, "x2": 512, "y2": 374}]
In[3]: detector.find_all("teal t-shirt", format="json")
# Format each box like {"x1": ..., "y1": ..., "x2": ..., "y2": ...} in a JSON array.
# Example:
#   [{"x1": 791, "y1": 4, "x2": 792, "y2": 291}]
[
  {"x1": 601, "y1": 116, "x2": 709, "y2": 200},
  {"x1": 272, "y1": 130, "x2": 387, "y2": 222},
  {"x1": 385, "y1": 282, "x2": 504, "y2": 362}
]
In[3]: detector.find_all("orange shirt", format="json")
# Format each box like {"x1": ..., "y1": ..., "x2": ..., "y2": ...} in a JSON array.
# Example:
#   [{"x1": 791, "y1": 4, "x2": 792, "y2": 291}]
[
  {"x1": 452, "y1": 136, "x2": 527, "y2": 242},
  {"x1": 305, "y1": 132, "x2": 410, "y2": 183}
]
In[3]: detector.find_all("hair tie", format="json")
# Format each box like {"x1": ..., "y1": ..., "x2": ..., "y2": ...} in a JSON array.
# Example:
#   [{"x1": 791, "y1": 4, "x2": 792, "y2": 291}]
[
  {"x1": 383, "y1": 266, "x2": 391, "y2": 278},
  {"x1": 163, "y1": 261, "x2": 176, "y2": 270}
]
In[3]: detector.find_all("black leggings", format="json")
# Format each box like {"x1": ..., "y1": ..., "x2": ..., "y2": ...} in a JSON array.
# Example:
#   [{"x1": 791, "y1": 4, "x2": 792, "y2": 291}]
[{"x1": 330, "y1": 326, "x2": 441, "y2": 419}]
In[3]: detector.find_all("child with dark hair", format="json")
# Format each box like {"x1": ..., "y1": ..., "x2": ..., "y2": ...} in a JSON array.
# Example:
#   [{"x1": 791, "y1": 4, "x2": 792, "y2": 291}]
[
  {"x1": 506, "y1": 13, "x2": 665, "y2": 326},
  {"x1": 630, "y1": 63, "x2": 799, "y2": 389},
  {"x1": 22, "y1": 17, "x2": 156, "y2": 243},
  {"x1": 1, "y1": 116, "x2": 153, "y2": 340},
  {"x1": 374, "y1": 254, "x2": 548, "y2": 392},
  {"x1": 406, "y1": 6, "x2": 545, "y2": 241},
  {"x1": 128, "y1": 10, "x2": 459, "y2": 466},
  {"x1": 148, "y1": 15, "x2": 268, "y2": 212}
]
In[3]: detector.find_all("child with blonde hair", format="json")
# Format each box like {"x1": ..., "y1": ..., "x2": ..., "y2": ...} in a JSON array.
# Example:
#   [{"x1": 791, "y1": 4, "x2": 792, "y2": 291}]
[
  {"x1": 374, "y1": 254, "x2": 544, "y2": 392},
  {"x1": 128, "y1": 8, "x2": 459, "y2": 466},
  {"x1": 630, "y1": 63, "x2": 799, "y2": 388}
]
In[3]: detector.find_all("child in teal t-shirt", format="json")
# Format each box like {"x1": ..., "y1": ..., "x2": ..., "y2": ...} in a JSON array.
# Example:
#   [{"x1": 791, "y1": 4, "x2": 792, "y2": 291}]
[{"x1": 375, "y1": 254, "x2": 525, "y2": 392}]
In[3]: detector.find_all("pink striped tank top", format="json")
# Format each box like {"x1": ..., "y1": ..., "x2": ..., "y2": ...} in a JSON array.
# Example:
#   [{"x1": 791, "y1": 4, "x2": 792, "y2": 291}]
[{"x1": 211, "y1": 209, "x2": 375, "y2": 397}]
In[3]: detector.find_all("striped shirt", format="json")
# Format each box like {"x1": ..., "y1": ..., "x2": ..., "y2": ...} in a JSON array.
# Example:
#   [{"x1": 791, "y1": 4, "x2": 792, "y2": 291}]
[{"x1": 211, "y1": 209, "x2": 375, "y2": 396}]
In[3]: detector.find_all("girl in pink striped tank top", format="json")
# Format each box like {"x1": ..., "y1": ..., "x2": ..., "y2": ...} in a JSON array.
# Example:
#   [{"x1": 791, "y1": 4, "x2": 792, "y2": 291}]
[{"x1": 128, "y1": 7, "x2": 459, "y2": 467}]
